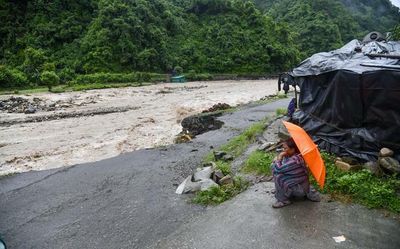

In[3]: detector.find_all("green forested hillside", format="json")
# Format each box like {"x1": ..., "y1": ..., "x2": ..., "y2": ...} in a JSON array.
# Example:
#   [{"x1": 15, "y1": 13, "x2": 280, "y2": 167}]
[
  {"x1": 0, "y1": 0, "x2": 399, "y2": 89},
  {"x1": 0, "y1": 0, "x2": 300, "y2": 88},
  {"x1": 254, "y1": 0, "x2": 400, "y2": 56}
]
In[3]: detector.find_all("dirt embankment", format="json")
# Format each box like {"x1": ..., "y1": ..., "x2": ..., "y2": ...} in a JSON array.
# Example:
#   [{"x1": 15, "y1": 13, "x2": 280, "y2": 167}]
[{"x1": 0, "y1": 80, "x2": 279, "y2": 175}]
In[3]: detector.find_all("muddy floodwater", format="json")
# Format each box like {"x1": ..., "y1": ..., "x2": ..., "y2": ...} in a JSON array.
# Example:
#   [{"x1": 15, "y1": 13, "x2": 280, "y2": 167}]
[{"x1": 0, "y1": 80, "x2": 278, "y2": 175}]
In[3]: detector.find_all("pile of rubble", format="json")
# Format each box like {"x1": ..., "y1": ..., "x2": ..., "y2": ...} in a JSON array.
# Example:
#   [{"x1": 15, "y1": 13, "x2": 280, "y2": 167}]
[
  {"x1": 0, "y1": 95, "x2": 98, "y2": 114},
  {"x1": 0, "y1": 97, "x2": 47, "y2": 114},
  {"x1": 176, "y1": 151, "x2": 234, "y2": 194},
  {"x1": 201, "y1": 103, "x2": 231, "y2": 113},
  {"x1": 335, "y1": 148, "x2": 399, "y2": 176}
]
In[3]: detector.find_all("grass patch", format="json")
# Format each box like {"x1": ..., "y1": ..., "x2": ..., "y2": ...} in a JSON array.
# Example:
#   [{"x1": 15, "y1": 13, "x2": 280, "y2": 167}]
[
  {"x1": 215, "y1": 161, "x2": 231, "y2": 175},
  {"x1": 193, "y1": 176, "x2": 249, "y2": 205},
  {"x1": 0, "y1": 87, "x2": 49, "y2": 95},
  {"x1": 242, "y1": 151, "x2": 275, "y2": 175},
  {"x1": 219, "y1": 121, "x2": 265, "y2": 157},
  {"x1": 318, "y1": 152, "x2": 400, "y2": 213},
  {"x1": 203, "y1": 120, "x2": 266, "y2": 164},
  {"x1": 275, "y1": 107, "x2": 287, "y2": 116}
]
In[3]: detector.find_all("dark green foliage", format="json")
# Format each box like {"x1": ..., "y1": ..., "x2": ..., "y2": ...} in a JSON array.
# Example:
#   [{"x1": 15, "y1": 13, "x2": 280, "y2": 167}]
[
  {"x1": 0, "y1": 66, "x2": 28, "y2": 88},
  {"x1": 40, "y1": 71, "x2": 59, "y2": 91},
  {"x1": 73, "y1": 72, "x2": 167, "y2": 85},
  {"x1": 1, "y1": 0, "x2": 399, "y2": 89},
  {"x1": 0, "y1": 0, "x2": 300, "y2": 89},
  {"x1": 174, "y1": 66, "x2": 183, "y2": 75},
  {"x1": 256, "y1": 0, "x2": 400, "y2": 57},
  {"x1": 320, "y1": 152, "x2": 400, "y2": 213},
  {"x1": 393, "y1": 24, "x2": 400, "y2": 40},
  {"x1": 185, "y1": 71, "x2": 213, "y2": 81}
]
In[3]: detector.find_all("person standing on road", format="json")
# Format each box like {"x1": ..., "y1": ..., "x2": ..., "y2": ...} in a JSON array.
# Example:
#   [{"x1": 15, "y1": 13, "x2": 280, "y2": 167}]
[{"x1": 271, "y1": 138, "x2": 320, "y2": 208}]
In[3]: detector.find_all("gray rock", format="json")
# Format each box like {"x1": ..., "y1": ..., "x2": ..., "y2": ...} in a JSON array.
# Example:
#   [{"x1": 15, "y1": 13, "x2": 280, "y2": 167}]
[
  {"x1": 222, "y1": 154, "x2": 233, "y2": 161},
  {"x1": 335, "y1": 160, "x2": 362, "y2": 172},
  {"x1": 219, "y1": 175, "x2": 234, "y2": 185},
  {"x1": 363, "y1": 161, "x2": 383, "y2": 176},
  {"x1": 379, "y1": 148, "x2": 394, "y2": 157},
  {"x1": 378, "y1": 157, "x2": 400, "y2": 174},
  {"x1": 193, "y1": 166, "x2": 214, "y2": 181},
  {"x1": 200, "y1": 179, "x2": 218, "y2": 191},
  {"x1": 212, "y1": 169, "x2": 225, "y2": 183},
  {"x1": 341, "y1": 157, "x2": 358, "y2": 165},
  {"x1": 258, "y1": 142, "x2": 275, "y2": 151},
  {"x1": 24, "y1": 105, "x2": 37, "y2": 114},
  {"x1": 213, "y1": 151, "x2": 226, "y2": 161}
]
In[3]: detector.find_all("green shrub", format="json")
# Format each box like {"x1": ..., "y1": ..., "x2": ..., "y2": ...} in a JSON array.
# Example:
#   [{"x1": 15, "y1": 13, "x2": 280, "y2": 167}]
[
  {"x1": 242, "y1": 151, "x2": 274, "y2": 175},
  {"x1": 174, "y1": 65, "x2": 183, "y2": 75},
  {"x1": 186, "y1": 72, "x2": 213, "y2": 81},
  {"x1": 40, "y1": 71, "x2": 60, "y2": 91},
  {"x1": 137, "y1": 72, "x2": 151, "y2": 82},
  {"x1": 59, "y1": 68, "x2": 76, "y2": 83},
  {"x1": 75, "y1": 72, "x2": 137, "y2": 84},
  {"x1": 215, "y1": 161, "x2": 231, "y2": 175},
  {"x1": 0, "y1": 66, "x2": 28, "y2": 88},
  {"x1": 42, "y1": 62, "x2": 56, "y2": 72},
  {"x1": 320, "y1": 152, "x2": 400, "y2": 212},
  {"x1": 276, "y1": 108, "x2": 287, "y2": 116}
]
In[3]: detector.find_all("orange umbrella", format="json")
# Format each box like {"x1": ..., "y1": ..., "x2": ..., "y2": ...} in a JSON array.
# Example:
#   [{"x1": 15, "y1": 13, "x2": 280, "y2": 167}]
[{"x1": 282, "y1": 121, "x2": 326, "y2": 189}]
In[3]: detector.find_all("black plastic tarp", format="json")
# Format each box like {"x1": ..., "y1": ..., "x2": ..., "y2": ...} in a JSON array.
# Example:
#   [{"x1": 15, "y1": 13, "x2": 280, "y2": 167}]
[{"x1": 289, "y1": 40, "x2": 400, "y2": 162}]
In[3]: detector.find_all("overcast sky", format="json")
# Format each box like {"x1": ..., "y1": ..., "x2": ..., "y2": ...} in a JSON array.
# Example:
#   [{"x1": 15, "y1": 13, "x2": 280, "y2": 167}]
[{"x1": 390, "y1": 0, "x2": 400, "y2": 8}]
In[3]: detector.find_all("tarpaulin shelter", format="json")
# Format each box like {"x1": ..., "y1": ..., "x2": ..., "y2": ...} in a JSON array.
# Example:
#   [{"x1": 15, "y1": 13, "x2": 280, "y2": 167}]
[{"x1": 289, "y1": 39, "x2": 400, "y2": 162}]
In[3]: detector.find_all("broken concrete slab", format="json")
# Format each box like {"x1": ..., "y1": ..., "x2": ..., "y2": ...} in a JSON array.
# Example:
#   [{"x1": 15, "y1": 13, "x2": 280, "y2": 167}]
[
  {"x1": 175, "y1": 176, "x2": 202, "y2": 194},
  {"x1": 193, "y1": 166, "x2": 214, "y2": 181}
]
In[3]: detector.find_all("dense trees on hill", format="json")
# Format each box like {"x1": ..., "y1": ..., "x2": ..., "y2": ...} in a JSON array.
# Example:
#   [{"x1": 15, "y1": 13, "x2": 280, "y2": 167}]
[
  {"x1": 0, "y1": 0, "x2": 301, "y2": 88},
  {"x1": 254, "y1": 0, "x2": 400, "y2": 56},
  {"x1": 0, "y1": 0, "x2": 399, "y2": 88}
]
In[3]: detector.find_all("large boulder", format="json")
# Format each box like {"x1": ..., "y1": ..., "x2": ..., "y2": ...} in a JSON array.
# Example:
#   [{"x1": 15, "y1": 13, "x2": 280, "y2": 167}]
[
  {"x1": 378, "y1": 157, "x2": 400, "y2": 174},
  {"x1": 379, "y1": 148, "x2": 394, "y2": 157},
  {"x1": 335, "y1": 160, "x2": 362, "y2": 172},
  {"x1": 363, "y1": 161, "x2": 383, "y2": 176}
]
